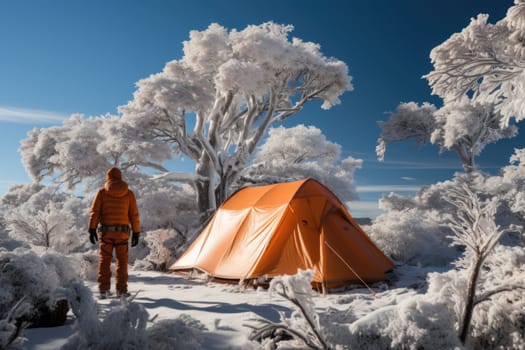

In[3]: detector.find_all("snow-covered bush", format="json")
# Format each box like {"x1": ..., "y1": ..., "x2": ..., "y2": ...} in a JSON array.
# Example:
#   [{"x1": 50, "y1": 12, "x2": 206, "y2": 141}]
[
  {"x1": 426, "y1": 245, "x2": 525, "y2": 349},
  {"x1": 368, "y1": 206, "x2": 457, "y2": 266},
  {"x1": 348, "y1": 295, "x2": 461, "y2": 350},
  {"x1": 60, "y1": 195, "x2": 91, "y2": 252},
  {"x1": 246, "y1": 270, "x2": 330, "y2": 349},
  {"x1": 131, "y1": 229, "x2": 185, "y2": 271},
  {"x1": 60, "y1": 281, "x2": 209, "y2": 350},
  {"x1": 367, "y1": 167, "x2": 525, "y2": 267},
  {"x1": 60, "y1": 281, "x2": 148, "y2": 350},
  {"x1": 68, "y1": 252, "x2": 99, "y2": 282},
  {"x1": 0, "y1": 298, "x2": 31, "y2": 350},
  {"x1": 0, "y1": 229, "x2": 27, "y2": 252},
  {"x1": 442, "y1": 183, "x2": 523, "y2": 344},
  {"x1": 147, "y1": 315, "x2": 208, "y2": 350},
  {"x1": 0, "y1": 249, "x2": 79, "y2": 327},
  {"x1": 484, "y1": 148, "x2": 525, "y2": 240}
]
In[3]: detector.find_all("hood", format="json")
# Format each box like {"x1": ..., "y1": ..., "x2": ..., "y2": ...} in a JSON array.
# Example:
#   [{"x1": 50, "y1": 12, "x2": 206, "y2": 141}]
[
  {"x1": 104, "y1": 167, "x2": 128, "y2": 197},
  {"x1": 106, "y1": 167, "x2": 122, "y2": 181}
]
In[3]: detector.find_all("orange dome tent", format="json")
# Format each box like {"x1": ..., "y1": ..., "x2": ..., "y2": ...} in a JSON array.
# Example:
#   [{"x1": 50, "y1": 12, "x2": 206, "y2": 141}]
[{"x1": 170, "y1": 179, "x2": 393, "y2": 291}]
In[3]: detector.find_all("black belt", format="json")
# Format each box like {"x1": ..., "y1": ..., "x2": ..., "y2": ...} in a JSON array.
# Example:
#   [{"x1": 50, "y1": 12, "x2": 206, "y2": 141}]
[{"x1": 99, "y1": 225, "x2": 130, "y2": 233}]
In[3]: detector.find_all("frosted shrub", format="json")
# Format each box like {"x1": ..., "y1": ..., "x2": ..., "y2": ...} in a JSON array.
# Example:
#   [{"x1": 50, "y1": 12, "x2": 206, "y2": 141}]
[
  {"x1": 147, "y1": 315, "x2": 208, "y2": 350},
  {"x1": 59, "y1": 196, "x2": 91, "y2": 253},
  {"x1": 368, "y1": 207, "x2": 457, "y2": 266},
  {"x1": 60, "y1": 281, "x2": 207, "y2": 350},
  {"x1": 61, "y1": 281, "x2": 148, "y2": 350},
  {"x1": 246, "y1": 270, "x2": 330, "y2": 349},
  {"x1": 0, "y1": 249, "x2": 79, "y2": 326},
  {"x1": 0, "y1": 229, "x2": 27, "y2": 252},
  {"x1": 132, "y1": 229, "x2": 185, "y2": 271},
  {"x1": 0, "y1": 298, "x2": 31, "y2": 350},
  {"x1": 469, "y1": 289, "x2": 525, "y2": 350},
  {"x1": 368, "y1": 173, "x2": 497, "y2": 267},
  {"x1": 438, "y1": 184, "x2": 525, "y2": 344},
  {"x1": 70, "y1": 252, "x2": 99, "y2": 282},
  {"x1": 426, "y1": 246, "x2": 525, "y2": 349},
  {"x1": 348, "y1": 295, "x2": 461, "y2": 350}
]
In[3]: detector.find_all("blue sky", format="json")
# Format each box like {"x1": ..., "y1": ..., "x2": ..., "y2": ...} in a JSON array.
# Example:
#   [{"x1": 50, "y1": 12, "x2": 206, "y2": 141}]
[{"x1": 0, "y1": 0, "x2": 521, "y2": 218}]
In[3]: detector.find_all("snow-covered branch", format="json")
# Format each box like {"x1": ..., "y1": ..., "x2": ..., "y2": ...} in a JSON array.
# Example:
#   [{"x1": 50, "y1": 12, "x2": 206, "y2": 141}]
[{"x1": 425, "y1": 3, "x2": 525, "y2": 125}]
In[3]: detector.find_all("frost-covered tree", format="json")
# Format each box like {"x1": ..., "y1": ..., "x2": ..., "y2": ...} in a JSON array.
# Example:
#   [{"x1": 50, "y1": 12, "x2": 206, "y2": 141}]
[
  {"x1": 485, "y1": 148, "x2": 525, "y2": 230},
  {"x1": 443, "y1": 184, "x2": 523, "y2": 344},
  {"x1": 376, "y1": 102, "x2": 436, "y2": 162},
  {"x1": 0, "y1": 183, "x2": 44, "y2": 208},
  {"x1": 120, "y1": 22, "x2": 352, "y2": 213},
  {"x1": 241, "y1": 125, "x2": 362, "y2": 201},
  {"x1": 6, "y1": 202, "x2": 72, "y2": 249},
  {"x1": 131, "y1": 178, "x2": 198, "y2": 233},
  {"x1": 2, "y1": 185, "x2": 90, "y2": 252},
  {"x1": 376, "y1": 100, "x2": 517, "y2": 173},
  {"x1": 19, "y1": 114, "x2": 172, "y2": 191},
  {"x1": 425, "y1": 1, "x2": 525, "y2": 126}
]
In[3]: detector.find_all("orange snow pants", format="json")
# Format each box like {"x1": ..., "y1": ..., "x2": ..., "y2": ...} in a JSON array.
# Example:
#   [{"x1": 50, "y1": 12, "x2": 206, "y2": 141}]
[{"x1": 98, "y1": 231, "x2": 130, "y2": 293}]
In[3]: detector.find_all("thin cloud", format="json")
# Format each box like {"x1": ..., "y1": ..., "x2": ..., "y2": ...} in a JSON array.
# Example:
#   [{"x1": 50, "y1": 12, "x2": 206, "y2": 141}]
[
  {"x1": 0, "y1": 105, "x2": 67, "y2": 124},
  {"x1": 347, "y1": 201, "x2": 380, "y2": 210},
  {"x1": 356, "y1": 185, "x2": 422, "y2": 193},
  {"x1": 372, "y1": 159, "x2": 462, "y2": 170},
  {"x1": 346, "y1": 200, "x2": 384, "y2": 219},
  {"x1": 353, "y1": 155, "x2": 463, "y2": 170},
  {"x1": 401, "y1": 176, "x2": 416, "y2": 181}
]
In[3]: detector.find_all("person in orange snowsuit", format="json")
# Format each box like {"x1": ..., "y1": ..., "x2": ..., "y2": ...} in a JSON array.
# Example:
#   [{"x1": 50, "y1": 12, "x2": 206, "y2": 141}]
[{"x1": 88, "y1": 167, "x2": 141, "y2": 298}]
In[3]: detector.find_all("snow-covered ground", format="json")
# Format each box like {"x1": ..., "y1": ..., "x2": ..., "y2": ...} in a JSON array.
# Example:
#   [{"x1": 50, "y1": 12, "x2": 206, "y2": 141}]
[{"x1": 24, "y1": 265, "x2": 435, "y2": 349}]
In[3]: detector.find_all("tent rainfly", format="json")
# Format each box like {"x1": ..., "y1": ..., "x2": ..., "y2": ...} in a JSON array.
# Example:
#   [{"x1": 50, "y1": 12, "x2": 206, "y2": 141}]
[{"x1": 170, "y1": 178, "x2": 394, "y2": 290}]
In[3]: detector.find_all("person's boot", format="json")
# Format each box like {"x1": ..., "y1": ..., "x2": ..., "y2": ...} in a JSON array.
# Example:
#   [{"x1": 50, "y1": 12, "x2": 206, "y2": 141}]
[
  {"x1": 99, "y1": 290, "x2": 112, "y2": 299},
  {"x1": 117, "y1": 290, "x2": 131, "y2": 298}
]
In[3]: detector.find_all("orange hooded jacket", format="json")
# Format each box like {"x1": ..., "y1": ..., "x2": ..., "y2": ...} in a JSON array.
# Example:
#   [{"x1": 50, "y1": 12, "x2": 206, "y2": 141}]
[{"x1": 88, "y1": 168, "x2": 140, "y2": 233}]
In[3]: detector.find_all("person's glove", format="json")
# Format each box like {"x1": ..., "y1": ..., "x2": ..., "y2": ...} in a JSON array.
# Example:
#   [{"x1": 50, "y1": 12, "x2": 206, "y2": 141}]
[
  {"x1": 89, "y1": 228, "x2": 98, "y2": 244},
  {"x1": 131, "y1": 232, "x2": 140, "y2": 247}
]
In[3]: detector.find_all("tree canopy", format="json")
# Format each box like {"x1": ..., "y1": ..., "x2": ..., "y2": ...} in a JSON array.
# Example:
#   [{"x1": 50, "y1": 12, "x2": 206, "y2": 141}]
[{"x1": 120, "y1": 22, "x2": 353, "y2": 212}]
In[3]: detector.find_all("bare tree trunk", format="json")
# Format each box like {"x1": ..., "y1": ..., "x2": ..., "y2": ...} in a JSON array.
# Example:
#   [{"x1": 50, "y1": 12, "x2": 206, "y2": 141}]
[
  {"x1": 454, "y1": 145, "x2": 476, "y2": 174},
  {"x1": 215, "y1": 178, "x2": 228, "y2": 207},
  {"x1": 459, "y1": 253, "x2": 483, "y2": 344},
  {"x1": 195, "y1": 178, "x2": 211, "y2": 213},
  {"x1": 195, "y1": 152, "x2": 216, "y2": 218}
]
